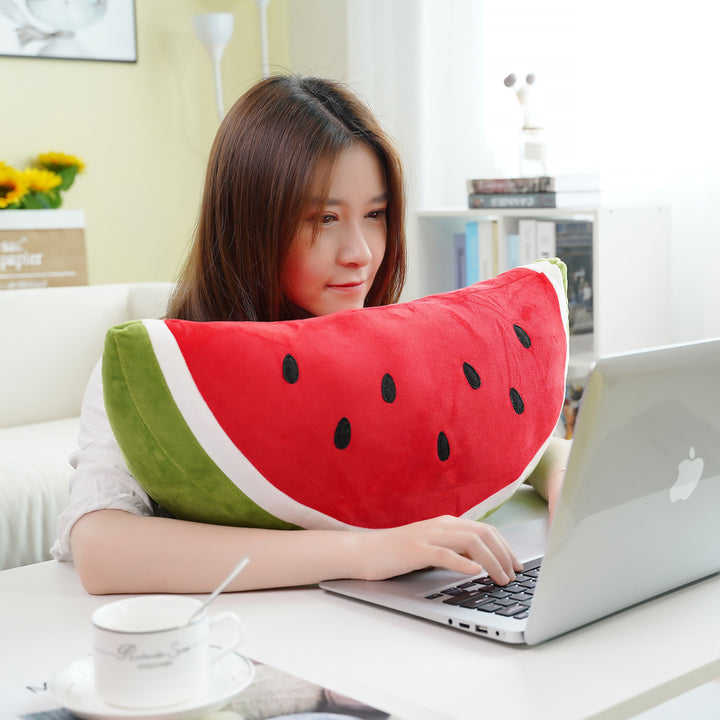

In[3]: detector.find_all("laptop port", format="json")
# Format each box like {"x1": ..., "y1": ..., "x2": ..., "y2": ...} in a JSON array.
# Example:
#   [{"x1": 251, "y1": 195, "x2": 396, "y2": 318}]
[
  {"x1": 459, "y1": 622, "x2": 470, "y2": 629},
  {"x1": 475, "y1": 625, "x2": 488, "y2": 634}
]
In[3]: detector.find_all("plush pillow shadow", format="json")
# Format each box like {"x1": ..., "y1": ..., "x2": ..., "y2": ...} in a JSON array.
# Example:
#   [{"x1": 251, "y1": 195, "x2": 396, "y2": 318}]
[{"x1": 102, "y1": 260, "x2": 569, "y2": 531}]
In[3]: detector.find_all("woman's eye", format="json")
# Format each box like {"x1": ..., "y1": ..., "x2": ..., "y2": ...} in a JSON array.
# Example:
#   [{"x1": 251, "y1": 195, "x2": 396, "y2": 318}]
[
  {"x1": 367, "y1": 208, "x2": 387, "y2": 220},
  {"x1": 320, "y1": 213, "x2": 337, "y2": 224}
]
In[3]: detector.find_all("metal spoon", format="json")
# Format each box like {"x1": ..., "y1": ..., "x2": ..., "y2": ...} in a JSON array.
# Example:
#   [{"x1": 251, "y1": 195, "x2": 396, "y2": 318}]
[{"x1": 187, "y1": 557, "x2": 249, "y2": 624}]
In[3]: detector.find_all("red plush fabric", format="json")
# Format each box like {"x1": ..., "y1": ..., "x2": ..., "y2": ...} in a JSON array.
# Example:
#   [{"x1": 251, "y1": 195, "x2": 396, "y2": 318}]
[{"x1": 163, "y1": 265, "x2": 567, "y2": 528}]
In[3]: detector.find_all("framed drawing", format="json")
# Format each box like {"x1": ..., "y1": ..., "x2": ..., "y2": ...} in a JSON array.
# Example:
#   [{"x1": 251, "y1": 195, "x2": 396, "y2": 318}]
[{"x1": 0, "y1": 0, "x2": 137, "y2": 63}]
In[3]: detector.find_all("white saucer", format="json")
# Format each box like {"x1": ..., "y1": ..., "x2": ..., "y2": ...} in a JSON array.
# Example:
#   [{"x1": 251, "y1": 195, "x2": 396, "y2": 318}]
[{"x1": 48, "y1": 648, "x2": 255, "y2": 720}]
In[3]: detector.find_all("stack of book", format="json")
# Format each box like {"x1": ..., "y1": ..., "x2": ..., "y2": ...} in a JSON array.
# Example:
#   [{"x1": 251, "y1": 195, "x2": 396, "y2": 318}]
[{"x1": 466, "y1": 174, "x2": 601, "y2": 209}]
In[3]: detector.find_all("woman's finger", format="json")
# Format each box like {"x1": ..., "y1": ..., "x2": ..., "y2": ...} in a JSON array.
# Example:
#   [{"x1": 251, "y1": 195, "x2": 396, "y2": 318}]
[{"x1": 427, "y1": 527, "x2": 514, "y2": 584}]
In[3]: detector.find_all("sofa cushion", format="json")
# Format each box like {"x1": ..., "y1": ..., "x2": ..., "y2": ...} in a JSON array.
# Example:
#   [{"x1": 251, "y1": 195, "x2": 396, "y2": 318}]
[
  {"x1": 0, "y1": 282, "x2": 173, "y2": 428},
  {"x1": 102, "y1": 262, "x2": 569, "y2": 531},
  {"x1": 0, "y1": 418, "x2": 78, "y2": 570}
]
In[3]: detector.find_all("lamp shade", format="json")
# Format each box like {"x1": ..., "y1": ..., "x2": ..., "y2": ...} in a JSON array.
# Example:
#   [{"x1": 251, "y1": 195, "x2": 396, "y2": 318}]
[{"x1": 192, "y1": 12, "x2": 234, "y2": 51}]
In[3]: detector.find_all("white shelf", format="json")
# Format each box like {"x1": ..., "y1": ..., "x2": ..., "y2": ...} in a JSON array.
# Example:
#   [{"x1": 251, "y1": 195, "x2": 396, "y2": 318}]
[{"x1": 415, "y1": 205, "x2": 672, "y2": 378}]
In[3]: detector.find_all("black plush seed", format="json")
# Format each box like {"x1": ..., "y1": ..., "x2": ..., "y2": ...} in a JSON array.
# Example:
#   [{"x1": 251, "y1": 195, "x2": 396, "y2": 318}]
[
  {"x1": 381, "y1": 373, "x2": 396, "y2": 403},
  {"x1": 282, "y1": 354, "x2": 299, "y2": 384},
  {"x1": 437, "y1": 432, "x2": 450, "y2": 462},
  {"x1": 510, "y1": 388, "x2": 525, "y2": 415},
  {"x1": 463, "y1": 362, "x2": 481, "y2": 389},
  {"x1": 334, "y1": 418, "x2": 351, "y2": 449},
  {"x1": 513, "y1": 324, "x2": 531, "y2": 348}
]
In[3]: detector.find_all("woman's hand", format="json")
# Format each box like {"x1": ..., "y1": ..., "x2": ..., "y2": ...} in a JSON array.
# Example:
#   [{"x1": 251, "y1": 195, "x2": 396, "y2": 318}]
[{"x1": 348, "y1": 515, "x2": 523, "y2": 585}]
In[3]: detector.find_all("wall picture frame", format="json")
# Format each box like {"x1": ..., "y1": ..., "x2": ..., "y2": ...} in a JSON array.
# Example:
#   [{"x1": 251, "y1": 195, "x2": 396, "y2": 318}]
[{"x1": 0, "y1": 0, "x2": 137, "y2": 63}]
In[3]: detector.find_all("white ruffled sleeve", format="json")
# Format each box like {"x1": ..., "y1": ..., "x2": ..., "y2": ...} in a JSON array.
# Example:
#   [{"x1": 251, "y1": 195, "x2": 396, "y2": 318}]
[{"x1": 51, "y1": 360, "x2": 155, "y2": 562}]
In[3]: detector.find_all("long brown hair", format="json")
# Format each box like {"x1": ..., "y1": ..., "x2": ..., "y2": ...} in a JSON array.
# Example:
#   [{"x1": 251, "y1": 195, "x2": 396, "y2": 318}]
[{"x1": 167, "y1": 74, "x2": 406, "y2": 322}]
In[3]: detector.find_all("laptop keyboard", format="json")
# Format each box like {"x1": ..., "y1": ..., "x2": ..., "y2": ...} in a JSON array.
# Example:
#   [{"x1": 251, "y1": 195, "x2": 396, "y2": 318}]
[{"x1": 424, "y1": 556, "x2": 543, "y2": 620}]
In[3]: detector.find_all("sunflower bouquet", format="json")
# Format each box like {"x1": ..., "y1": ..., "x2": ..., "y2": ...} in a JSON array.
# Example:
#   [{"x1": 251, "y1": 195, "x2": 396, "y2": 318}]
[{"x1": 0, "y1": 152, "x2": 85, "y2": 210}]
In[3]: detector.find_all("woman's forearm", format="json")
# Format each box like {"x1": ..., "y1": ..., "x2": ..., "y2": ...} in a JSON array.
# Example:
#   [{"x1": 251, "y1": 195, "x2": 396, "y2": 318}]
[
  {"x1": 70, "y1": 509, "x2": 523, "y2": 595},
  {"x1": 70, "y1": 510, "x2": 359, "y2": 595}
]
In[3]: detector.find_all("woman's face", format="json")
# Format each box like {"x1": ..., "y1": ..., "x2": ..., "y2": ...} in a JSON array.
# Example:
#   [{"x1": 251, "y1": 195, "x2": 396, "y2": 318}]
[{"x1": 281, "y1": 143, "x2": 388, "y2": 317}]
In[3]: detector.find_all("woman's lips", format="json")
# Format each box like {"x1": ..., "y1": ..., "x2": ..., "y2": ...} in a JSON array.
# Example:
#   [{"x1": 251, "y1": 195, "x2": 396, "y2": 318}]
[{"x1": 327, "y1": 281, "x2": 366, "y2": 291}]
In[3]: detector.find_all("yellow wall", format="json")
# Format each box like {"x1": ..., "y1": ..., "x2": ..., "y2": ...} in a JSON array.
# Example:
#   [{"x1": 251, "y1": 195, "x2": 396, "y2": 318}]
[{"x1": 2, "y1": 0, "x2": 290, "y2": 285}]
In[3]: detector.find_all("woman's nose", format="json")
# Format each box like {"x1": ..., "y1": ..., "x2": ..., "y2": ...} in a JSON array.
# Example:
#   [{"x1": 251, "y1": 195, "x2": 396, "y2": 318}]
[{"x1": 338, "y1": 224, "x2": 373, "y2": 267}]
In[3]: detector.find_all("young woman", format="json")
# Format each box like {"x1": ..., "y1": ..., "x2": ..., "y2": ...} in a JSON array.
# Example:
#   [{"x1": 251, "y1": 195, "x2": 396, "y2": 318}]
[{"x1": 52, "y1": 75, "x2": 568, "y2": 594}]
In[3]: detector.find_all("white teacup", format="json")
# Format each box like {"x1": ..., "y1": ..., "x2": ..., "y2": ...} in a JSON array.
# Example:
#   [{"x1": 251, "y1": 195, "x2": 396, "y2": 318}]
[{"x1": 92, "y1": 595, "x2": 243, "y2": 709}]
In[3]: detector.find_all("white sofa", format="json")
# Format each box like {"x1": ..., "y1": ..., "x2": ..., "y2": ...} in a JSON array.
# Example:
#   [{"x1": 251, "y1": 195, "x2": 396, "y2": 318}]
[{"x1": 0, "y1": 282, "x2": 174, "y2": 570}]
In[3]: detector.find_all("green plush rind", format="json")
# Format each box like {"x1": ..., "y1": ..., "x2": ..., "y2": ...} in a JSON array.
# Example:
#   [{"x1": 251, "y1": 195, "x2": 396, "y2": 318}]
[{"x1": 102, "y1": 320, "x2": 299, "y2": 530}]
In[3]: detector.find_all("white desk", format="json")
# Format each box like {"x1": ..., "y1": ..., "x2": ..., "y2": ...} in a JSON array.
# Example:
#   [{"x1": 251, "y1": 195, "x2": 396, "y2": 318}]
[{"x1": 2, "y1": 553, "x2": 719, "y2": 720}]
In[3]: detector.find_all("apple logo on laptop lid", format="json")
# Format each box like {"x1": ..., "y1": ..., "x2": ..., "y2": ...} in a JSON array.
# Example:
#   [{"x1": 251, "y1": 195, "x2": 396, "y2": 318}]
[{"x1": 669, "y1": 447, "x2": 704, "y2": 502}]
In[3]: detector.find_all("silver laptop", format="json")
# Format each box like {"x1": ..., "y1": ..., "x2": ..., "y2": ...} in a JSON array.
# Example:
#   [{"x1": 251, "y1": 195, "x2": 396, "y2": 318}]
[{"x1": 321, "y1": 338, "x2": 720, "y2": 645}]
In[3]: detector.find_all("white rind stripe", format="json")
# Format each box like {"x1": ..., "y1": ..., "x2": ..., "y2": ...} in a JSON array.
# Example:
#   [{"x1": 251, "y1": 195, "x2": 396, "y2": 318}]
[
  {"x1": 142, "y1": 319, "x2": 355, "y2": 531},
  {"x1": 525, "y1": 260, "x2": 571, "y2": 387}
]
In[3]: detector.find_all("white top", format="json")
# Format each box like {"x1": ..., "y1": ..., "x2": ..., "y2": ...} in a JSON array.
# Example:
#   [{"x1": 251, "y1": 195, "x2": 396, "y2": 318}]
[{"x1": 50, "y1": 361, "x2": 155, "y2": 562}]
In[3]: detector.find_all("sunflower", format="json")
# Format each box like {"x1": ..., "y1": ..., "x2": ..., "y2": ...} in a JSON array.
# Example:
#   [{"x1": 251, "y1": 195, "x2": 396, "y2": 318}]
[
  {"x1": 17, "y1": 167, "x2": 63, "y2": 209},
  {"x1": 23, "y1": 167, "x2": 63, "y2": 192},
  {"x1": 36, "y1": 152, "x2": 86, "y2": 174},
  {"x1": 35, "y1": 152, "x2": 85, "y2": 192},
  {"x1": 0, "y1": 165, "x2": 29, "y2": 209}
]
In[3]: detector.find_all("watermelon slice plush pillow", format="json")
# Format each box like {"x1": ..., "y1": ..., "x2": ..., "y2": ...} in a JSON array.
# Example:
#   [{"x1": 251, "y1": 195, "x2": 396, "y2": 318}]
[{"x1": 102, "y1": 260, "x2": 569, "y2": 531}]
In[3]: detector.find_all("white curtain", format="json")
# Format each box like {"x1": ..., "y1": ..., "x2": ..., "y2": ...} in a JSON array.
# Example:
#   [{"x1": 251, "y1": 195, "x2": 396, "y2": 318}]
[{"x1": 325, "y1": 0, "x2": 719, "y2": 340}]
